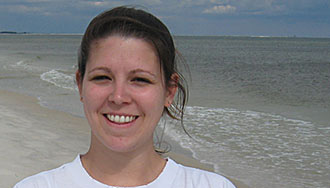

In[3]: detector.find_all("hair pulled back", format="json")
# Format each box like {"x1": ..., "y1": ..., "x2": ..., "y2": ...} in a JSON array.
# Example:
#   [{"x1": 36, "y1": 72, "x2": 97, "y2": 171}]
[{"x1": 78, "y1": 6, "x2": 188, "y2": 123}]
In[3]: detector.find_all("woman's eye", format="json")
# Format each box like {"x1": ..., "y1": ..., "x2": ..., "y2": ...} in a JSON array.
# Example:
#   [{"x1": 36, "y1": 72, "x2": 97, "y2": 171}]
[
  {"x1": 92, "y1": 75, "x2": 111, "y2": 81},
  {"x1": 132, "y1": 77, "x2": 151, "y2": 83}
]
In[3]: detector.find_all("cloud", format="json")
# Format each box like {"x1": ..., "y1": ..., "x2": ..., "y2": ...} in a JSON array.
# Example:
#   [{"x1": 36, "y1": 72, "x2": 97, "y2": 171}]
[
  {"x1": 1, "y1": 0, "x2": 329, "y2": 36},
  {"x1": 141, "y1": 0, "x2": 162, "y2": 5},
  {"x1": 203, "y1": 5, "x2": 236, "y2": 14},
  {"x1": 85, "y1": 1, "x2": 109, "y2": 7},
  {"x1": 7, "y1": 4, "x2": 42, "y2": 13},
  {"x1": 25, "y1": 0, "x2": 51, "y2": 2},
  {"x1": 81, "y1": 0, "x2": 162, "y2": 7}
]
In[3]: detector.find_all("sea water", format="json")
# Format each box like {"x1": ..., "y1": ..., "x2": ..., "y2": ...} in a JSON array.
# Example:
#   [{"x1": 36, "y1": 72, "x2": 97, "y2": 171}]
[{"x1": 1, "y1": 35, "x2": 329, "y2": 188}]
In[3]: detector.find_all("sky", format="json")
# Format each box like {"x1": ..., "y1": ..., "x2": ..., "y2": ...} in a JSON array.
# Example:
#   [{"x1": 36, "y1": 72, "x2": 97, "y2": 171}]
[{"x1": 0, "y1": 0, "x2": 330, "y2": 37}]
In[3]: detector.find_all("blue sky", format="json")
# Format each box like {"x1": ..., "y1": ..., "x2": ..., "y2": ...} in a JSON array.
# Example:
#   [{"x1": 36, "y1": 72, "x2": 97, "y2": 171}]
[{"x1": 0, "y1": 0, "x2": 329, "y2": 37}]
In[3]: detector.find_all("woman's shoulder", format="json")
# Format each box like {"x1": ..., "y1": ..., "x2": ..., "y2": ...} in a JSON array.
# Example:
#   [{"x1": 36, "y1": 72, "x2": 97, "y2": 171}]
[
  {"x1": 166, "y1": 158, "x2": 236, "y2": 188},
  {"x1": 13, "y1": 156, "x2": 79, "y2": 188},
  {"x1": 14, "y1": 166, "x2": 62, "y2": 188}
]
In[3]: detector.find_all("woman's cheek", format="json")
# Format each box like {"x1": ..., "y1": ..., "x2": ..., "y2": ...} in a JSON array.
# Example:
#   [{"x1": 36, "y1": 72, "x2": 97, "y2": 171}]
[{"x1": 84, "y1": 85, "x2": 108, "y2": 107}]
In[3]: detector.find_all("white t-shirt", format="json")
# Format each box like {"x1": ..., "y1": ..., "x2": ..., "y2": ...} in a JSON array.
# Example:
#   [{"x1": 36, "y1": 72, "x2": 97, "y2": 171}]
[{"x1": 14, "y1": 155, "x2": 236, "y2": 188}]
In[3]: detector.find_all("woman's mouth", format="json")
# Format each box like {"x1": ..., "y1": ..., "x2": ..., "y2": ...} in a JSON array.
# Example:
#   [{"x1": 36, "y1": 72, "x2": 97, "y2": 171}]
[{"x1": 105, "y1": 114, "x2": 138, "y2": 124}]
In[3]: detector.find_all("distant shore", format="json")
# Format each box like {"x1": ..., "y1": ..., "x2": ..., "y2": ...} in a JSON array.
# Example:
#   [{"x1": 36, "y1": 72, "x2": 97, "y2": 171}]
[
  {"x1": 0, "y1": 31, "x2": 30, "y2": 34},
  {"x1": 1, "y1": 31, "x2": 329, "y2": 39}
]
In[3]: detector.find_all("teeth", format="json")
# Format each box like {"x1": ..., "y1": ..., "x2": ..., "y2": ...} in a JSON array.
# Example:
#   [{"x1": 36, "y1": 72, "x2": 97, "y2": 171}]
[{"x1": 106, "y1": 114, "x2": 136, "y2": 123}]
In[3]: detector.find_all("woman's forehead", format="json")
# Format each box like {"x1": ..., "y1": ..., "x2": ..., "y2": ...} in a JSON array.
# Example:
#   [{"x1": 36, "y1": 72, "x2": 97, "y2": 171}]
[{"x1": 87, "y1": 36, "x2": 162, "y2": 73}]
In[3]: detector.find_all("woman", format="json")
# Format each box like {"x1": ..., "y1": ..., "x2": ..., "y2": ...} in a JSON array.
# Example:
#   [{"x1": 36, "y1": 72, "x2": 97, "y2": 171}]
[{"x1": 14, "y1": 6, "x2": 236, "y2": 188}]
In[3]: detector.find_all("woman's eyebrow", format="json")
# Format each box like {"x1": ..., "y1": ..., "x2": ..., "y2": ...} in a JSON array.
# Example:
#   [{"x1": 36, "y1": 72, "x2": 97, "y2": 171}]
[
  {"x1": 131, "y1": 69, "x2": 157, "y2": 78},
  {"x1": 87, "y1": 67, "x2": 157, "y2": 78},
  {"x1": 88, "y1": 67, "x2": 112, "y2": 74}
]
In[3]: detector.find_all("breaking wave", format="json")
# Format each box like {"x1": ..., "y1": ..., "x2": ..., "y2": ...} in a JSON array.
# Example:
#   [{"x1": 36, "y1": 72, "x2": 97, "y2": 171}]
[{"x1": 40, "y1": 69, "x2": 77, "y2": 91}]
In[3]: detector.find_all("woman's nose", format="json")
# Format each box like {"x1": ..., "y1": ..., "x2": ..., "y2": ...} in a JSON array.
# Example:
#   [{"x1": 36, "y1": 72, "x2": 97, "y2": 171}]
[{"x1": 108, "y1": 82, "x2": 131, "y2": 105}]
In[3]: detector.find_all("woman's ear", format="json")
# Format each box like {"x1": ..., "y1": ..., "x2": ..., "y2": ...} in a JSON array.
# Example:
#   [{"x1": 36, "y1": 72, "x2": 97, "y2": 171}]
[
  {"x1": 75, "y1": 70, "x2": 83, "y2": 101},
  {"x1": 165, "y1": 73, "x2": 179, "y2": 107}
]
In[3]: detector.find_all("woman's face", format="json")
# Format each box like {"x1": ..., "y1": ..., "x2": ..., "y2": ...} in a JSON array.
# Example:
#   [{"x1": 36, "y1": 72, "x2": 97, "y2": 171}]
[{"x1": 77, "y1": 36, "x2": 176, "y2": 153}]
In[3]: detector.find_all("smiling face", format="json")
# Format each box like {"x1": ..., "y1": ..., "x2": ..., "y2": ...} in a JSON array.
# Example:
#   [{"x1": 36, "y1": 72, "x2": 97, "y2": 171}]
[{"x1": 77, "y1": 35, "x2": 177, "y2": 153}]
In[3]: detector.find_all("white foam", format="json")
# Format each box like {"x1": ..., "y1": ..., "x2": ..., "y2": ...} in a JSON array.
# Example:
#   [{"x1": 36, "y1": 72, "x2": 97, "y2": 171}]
[
  {"x1": 16, "y1": 60, "x2": 24, "y2": 66},
  {"x1": 11, "y1": 60, "x2": 35, "y2": 71},
  {"x1": 7, "y1": 59, "x2": 46, "y2": 73},
  {"x1": 164, "y1": 105, "x2": 330, "y2": 188},
  {"x1": 40, "y1": 69, "x2": 77, "y2": 91}
]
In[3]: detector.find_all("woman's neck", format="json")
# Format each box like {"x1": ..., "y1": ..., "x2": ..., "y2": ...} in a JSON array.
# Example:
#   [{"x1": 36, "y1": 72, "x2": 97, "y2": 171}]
[{"x1": 80, "y1": 135, "x2": 167, "y2": 187}]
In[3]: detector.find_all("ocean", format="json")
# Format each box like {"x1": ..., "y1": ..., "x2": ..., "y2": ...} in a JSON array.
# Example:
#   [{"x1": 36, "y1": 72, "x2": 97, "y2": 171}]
[{"x1": 1, "y1": 34, "x2": 329, "y2": 188}]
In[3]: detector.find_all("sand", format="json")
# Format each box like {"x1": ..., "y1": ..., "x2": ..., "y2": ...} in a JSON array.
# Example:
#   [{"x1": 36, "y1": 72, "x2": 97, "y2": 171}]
[{"x1": 0, "y1": 89, "x2": 249, "y2": 188}]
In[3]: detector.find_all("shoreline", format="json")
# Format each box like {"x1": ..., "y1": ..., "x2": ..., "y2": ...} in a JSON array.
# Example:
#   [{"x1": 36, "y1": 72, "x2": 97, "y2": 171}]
[{"x1": 0, "y1": 89, "x2": 249, "y2": 188}]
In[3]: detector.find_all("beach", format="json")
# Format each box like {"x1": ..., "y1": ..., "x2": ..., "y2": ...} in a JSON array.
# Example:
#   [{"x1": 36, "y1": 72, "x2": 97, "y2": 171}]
[
  {"x1": 1, "y1": 35, "x2": 329, "y2": 188},
  {"x1": 0, "y1": 90, "x2": 249, "y2": 188},
  {"x1": 0, "y1": 89, "x2": 88, "y2": 187}
]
